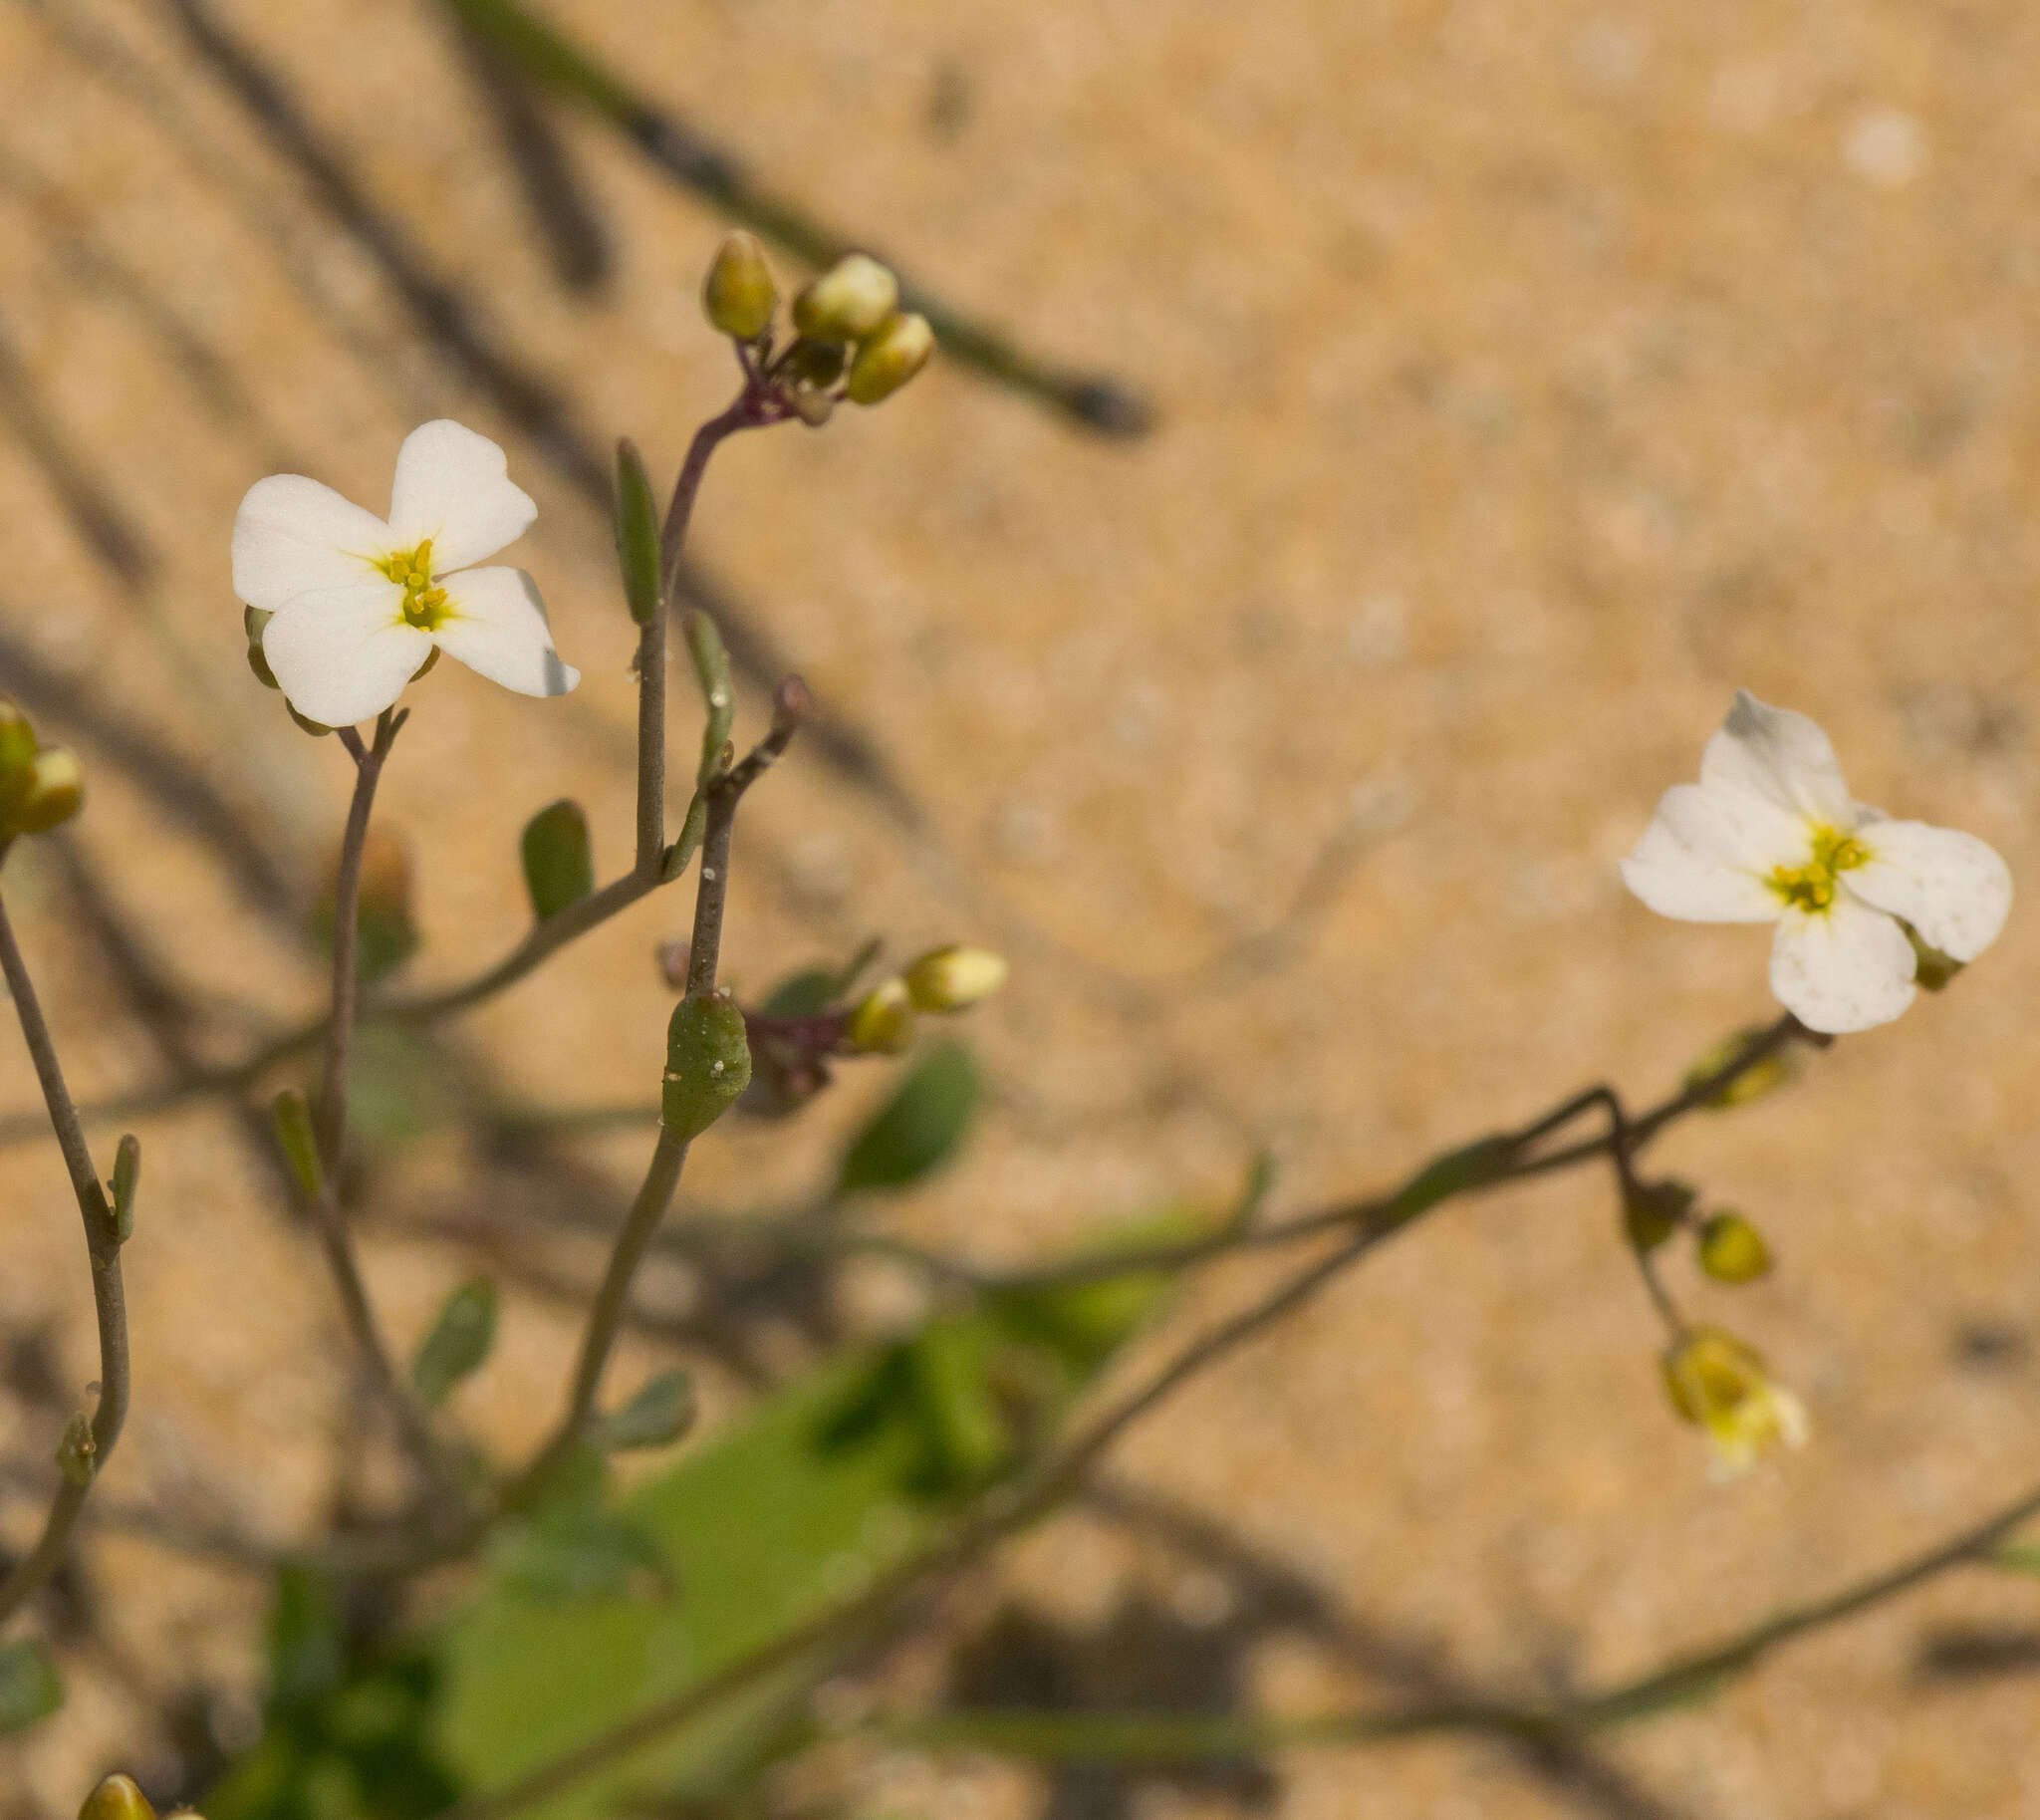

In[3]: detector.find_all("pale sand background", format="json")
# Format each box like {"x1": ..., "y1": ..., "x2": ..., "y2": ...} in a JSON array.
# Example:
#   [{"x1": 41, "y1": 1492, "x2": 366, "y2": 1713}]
[{"x1": 2, "y1": 0, "x2": 2040, "y2": 1814}]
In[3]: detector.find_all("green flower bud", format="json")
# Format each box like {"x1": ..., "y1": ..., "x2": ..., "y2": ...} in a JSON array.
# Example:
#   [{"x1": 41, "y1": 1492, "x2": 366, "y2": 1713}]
[
  {"x1": 903, "y1": 943, "x2": 1007, "y2": 1012},
  {"x1": 792, "y1": 254, "x2": 898, "y2": 343},
  {"x1": 661, "y1": 992, "x2": 752, "y2": 1142},
  {"x1": 1623, "y1": 1177, "x2": 1694, "y2": 1252},
  {"x1": 846, "y1": 311, "x2": 935, "y2": 405},
  {"x1": 702, "y1": 230, "x2": 778, "y2": 341},
  {"x1": 1696, "y1": 1211, "x2": 1773, "y2": 1283},
  {"x1": 79, "y1": 1774, "x2": 156, "y2": 1820},
  {"x1": 11, "y1": 748, "x2": 83, "y2": 834},
  {"x1": 846, "y1": 977, "x2": 915, "y2": 1055},
  {"x1": 782, "y1": 338, "x2": 847, "y2": 390}
]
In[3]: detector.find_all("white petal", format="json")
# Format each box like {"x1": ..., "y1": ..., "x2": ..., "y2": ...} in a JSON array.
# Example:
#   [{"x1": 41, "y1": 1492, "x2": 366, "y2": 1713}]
[
  {"x1": 430, "y1": 567, "x2": 579, "y2": 698},
  {"x1": 1768, "y1": 897, "x2": 1916, "y2": 1033},
  {"x1": 1844, "y1": 819, "x2": 2013, "y2": 962},
  {"x1": 1700, "y1": 690, "x2": 1856, "y2": 830},
  {"x1": 1620, "y1": 784, "x2": 1788, "y2": 921},
  {"x1": 387, "y1": 419, "x2": 536, "y2": 571},
  {"x1": 262, "y1": 581, "x2": 432, "y2": 727},
  {"x1": 232, "y1": 475, "x2": 390, "y2": 612}
]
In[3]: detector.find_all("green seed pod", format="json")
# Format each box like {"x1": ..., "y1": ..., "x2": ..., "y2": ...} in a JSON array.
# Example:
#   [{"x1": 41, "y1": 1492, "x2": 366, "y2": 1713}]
[
  {"x1": 792, "y1": 254, "x2": 898, "y2": 343},
  {"x1": 11, "y1": 748, "x2": 83, "y2": 834},
  {"x1": 1696, "y1": 1211, "x2": 1773, "y2": 1284},
  {"x1": 702, "y1": 230, "x2": 778, "y2": 341},
  {"x1": 661, "y1": 992, "x2": 752, "y2": 1142},
  {"x1": 846, "y1": 312, "x2": 935, "y2": 405},
  {"x1": 79, "y1": 1774, "x2": 157, "y2": 1820}
]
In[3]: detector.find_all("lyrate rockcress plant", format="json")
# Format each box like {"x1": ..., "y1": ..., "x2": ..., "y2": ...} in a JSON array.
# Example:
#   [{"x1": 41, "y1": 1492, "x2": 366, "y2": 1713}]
[{"x1": 0, "y1": 233, "x2": 2013, "y2": 1819}]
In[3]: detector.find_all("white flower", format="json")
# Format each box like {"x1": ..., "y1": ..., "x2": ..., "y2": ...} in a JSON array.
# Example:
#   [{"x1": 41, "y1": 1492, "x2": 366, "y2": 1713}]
[
  {"x1": 1622, "y1": 690, "x2": 2011, "y2": 1034},
  {"x1": 232, "y1": 419, "x2": 579, "y2": 728}
]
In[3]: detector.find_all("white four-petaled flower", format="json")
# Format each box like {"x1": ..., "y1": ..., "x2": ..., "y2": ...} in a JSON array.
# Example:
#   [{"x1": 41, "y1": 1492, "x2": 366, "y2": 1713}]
[
  {"x1": 233, "y1": 419, "x2": 579, "y2": 728},
  {"x1": 1622, "y1": 690, "x2": 2011, "y2": 1033}
]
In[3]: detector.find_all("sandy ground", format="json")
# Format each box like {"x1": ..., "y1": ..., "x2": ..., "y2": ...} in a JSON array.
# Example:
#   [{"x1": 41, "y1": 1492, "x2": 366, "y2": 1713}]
[{"x1": 2, "y1": 0, "x2": 2040, "y2": 1814}]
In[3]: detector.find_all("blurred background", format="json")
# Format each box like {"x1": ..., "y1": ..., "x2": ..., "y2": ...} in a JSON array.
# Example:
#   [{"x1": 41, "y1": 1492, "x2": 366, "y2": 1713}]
[{"x1": 2, "y1": 0, "x2": 2040, "y2": 1813}]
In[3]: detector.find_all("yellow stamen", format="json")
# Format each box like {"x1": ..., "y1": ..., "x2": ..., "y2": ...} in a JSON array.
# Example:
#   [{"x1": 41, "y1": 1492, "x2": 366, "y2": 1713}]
[
  {"x1": 1767, "y1": 825, "x2": 1867, "y2": 914},
  {"x1": 374, "y1": 539, "x2": 451, "y2": 631}
]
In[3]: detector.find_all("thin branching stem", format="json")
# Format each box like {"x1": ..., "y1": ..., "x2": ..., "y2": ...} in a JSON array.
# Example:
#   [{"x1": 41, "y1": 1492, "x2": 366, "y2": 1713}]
[{"x1": 0, "y1": 858, "x2": 128, "y2": 1624}]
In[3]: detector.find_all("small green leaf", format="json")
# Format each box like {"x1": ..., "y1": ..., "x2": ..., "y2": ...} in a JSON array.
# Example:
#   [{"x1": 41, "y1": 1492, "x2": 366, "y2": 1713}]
[
  {"x1": 269, "y1": 1564, "x2": 348, "y2": 1717},
  {"x1": 613, "y1": 437, "x2": 662, "y2": 626},
  {"x1": 595, "y1": 1369, "x2": 696, "y2": 1451},
  {"x1": 491, "y1": 1507, "x2": 673, "y2": 1604},
  {"x1": 762, "y1": 938, "x2": 884, "y2": 1018},
  {"x1": 411, "y1": 1278, "x2": 498, "y2": 1407},
  {"x1": 109, "y1": 1133, "x2": 139, "y2": 1243},
  {"x1": 270, "y1": 1090, "x2": 324, "y2": 1202},
  {"x1": 520, "y1": 799, "x2": 596, "y2": 920},
  {"x1": 0, "y1": 1640, "x2": 61, "y2": 1734},
  {"x1": 904, "y1": 1324, "x2": 1011, "y2": 1492},
  {"x1": 662, "y1": 994, "x2": 752, "y2": 1142},
  {"x1": 683, "y1": 611, "x2": 734, "y2": 785},
  {"x1": 836, "y1": 1043, "x2": 978, "y2": 1195},
  {"x1": 1389, "y1": 1135, "x2": 1516, "y2": 1225}
]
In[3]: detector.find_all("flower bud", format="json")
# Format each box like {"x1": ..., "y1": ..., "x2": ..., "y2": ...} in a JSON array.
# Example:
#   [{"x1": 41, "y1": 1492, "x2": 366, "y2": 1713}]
[
  {"x1": 702, "y1": 230, "x2": 778, "y2": 341},
  {"x1": 1622, "y1": 1177, "x2": 1693, "y2": 1252},
  {"x1": 782, "y1": 338, "x2": 847, "y2": 390},
  {"x1": 1683, "y1": 1027, "x2": 1796, "y2": 1108},
  {"x1": 662, "y1": 991, "x2": 753, "y2": 1142},
  {"x1": 1696, "y1": 1211, "x2": 1772, "y2": 1283},
  {"x1": 79, "y1": 1775, "x2": 157, "y2": 1820},
  {"x1": 1660, "y1": 1325, "x2": 1807, "y2": 1476},
  {"x1": 0, "y1": 699, "x2": 36, "y2": 781},
  {"x1": 846, "y1": 312, "x2": 934, "y2": 405},
  {"x1": 903, "y1": 944, "x2": 1007, "y2": 1012},
  {"x1": 792, "y1": 254, "x2": 898, "y2": 343},
  {"x1": 11, "y1": 748, "x2": 83, "y2": 834},
  {"x1": 521, "y1": 799, "x2": 595, "y2": 920},
  {"x1": 791, "y1": 389, "x2": 836, "y2": 429},
  {"x1": 846, "y1": 977, "x2": 915, "y2": 1054}
]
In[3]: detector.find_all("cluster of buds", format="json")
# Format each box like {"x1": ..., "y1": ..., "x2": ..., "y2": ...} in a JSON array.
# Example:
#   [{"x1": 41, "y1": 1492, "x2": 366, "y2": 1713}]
[
  {"x1": 1623, "y1": 1176, "x2": 1773, "y2": 1286},
  {"x1": 0, "y1": 700, "x2": 83, "y2": 844},
  {"x1": 703, "y1": 233, "x2": 934, "y2": 423},
  {"x1": 736, "y1": 943, "x2": 1007, "y2": 1116}
]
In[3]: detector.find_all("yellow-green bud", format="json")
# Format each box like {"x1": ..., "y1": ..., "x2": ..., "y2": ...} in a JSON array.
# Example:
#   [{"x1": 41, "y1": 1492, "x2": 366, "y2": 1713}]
[
  {"x1": 846, "y1": 977, "x2": 914, "y2": 1054},
  {"x1": 1661, "y1": 1325, "x2": 1807, "y2": 1475},
  {"x1": 0, "y1": 699, "x2": 36, "y2": 778},
  {"x1": 1683, "y1": 1026, "x2": 1796, "y2": 1108},
  {"x1": 846, "y1": 312, "x2": 934, "y2": 405},
  {"x1": 702, "y1": 231, "x2": 778, "y2": 341},
  {"x1": 662, "y1": 992, "x2": 752, "y2": 1142},
  {"x1": 11, "y1": 748, "x2": 83, "y2": 834},
  {"x1": 792, "y1": 254, "x2": 898, "y2": 343},
  {"x1": 1696, "y1": 1211, "x2": 1772, "y2": 1283},
  {"x1": 903, "y1": 944, "x2": 1007, "y2": 1012},
  {"x1": 79, "y1": 1774, "x2": 157, "y2": 1820}
]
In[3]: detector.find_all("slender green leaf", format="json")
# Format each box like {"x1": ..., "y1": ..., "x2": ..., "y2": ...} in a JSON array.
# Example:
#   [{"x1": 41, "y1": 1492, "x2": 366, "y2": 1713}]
[
  {"x1": 612, "y1": 438, "x2": 662, "y2": 626},
  {"x1": 411, "y1": 1278, "x2": 498, "y2": 1407},
  {"x1": 595, "y1": 1370, "x2": 696, "y2": 1451}
]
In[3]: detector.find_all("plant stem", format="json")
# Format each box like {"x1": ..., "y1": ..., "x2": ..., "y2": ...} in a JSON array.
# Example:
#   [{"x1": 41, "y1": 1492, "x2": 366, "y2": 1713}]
[{"x1": 0, "y1": 866, "x2": 129, "y2": 1624}]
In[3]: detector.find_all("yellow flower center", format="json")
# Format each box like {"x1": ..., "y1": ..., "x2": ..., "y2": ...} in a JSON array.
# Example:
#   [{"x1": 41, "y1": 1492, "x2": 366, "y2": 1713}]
[
  {"x1": 377, "y1": 539, "x2": 451, "y2": 631},
  {"x1": 1767, "y1": 824, "x2": 1868, "y2": 913}
]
